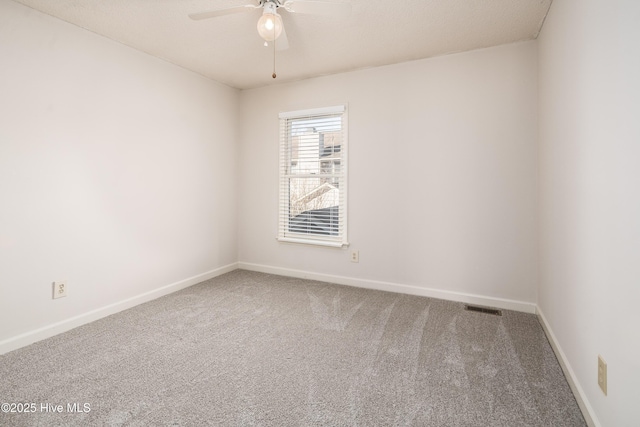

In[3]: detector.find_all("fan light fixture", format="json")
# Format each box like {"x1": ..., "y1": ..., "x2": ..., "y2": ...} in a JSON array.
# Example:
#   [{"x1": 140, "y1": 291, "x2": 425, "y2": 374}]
[
  {"x1": 257, "y1": 1, "x2": 283, "y2": 41},
  {"x1": 189, "y1": 0, "x2": 354, "y2": 78}
]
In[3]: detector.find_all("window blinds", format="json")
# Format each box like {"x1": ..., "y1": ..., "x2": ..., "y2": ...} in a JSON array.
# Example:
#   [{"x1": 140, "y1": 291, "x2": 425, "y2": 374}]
[{"x1": 278, "y1": 105, "x2": 347, "y2": 247}]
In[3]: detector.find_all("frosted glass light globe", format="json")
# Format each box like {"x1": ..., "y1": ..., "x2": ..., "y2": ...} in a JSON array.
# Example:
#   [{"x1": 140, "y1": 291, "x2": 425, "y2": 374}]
[{"x1": 257, "y1": 12, "x2": 283, "y2": 41}]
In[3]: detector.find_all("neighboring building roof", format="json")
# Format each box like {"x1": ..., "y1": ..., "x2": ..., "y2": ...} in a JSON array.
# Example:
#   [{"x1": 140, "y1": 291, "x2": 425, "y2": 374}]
[{"x1": 292, "y1": 182, "x2": 338, "y2": 207}]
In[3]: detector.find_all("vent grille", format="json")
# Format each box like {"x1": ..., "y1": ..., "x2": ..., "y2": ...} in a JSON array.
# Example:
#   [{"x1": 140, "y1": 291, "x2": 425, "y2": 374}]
[{"x1": 464, "y1": 304, "x2": 502, "y2": 316}]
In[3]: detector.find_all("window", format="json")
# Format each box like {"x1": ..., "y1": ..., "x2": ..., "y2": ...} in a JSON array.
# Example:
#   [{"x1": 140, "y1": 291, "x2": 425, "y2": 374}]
[{"x1": 278, "y1": 105, "x2": 348, "y2": 247}]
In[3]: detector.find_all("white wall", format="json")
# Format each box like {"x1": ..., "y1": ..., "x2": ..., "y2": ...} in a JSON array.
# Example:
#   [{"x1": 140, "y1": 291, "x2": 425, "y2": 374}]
[
  {"x1": 0, "y1": 0, "x2": 239, "y2": 350},
  {"x1": 538, "y1": 0, "x2": 640, "y2": 426},
  {"x1": 239, "y1": 42, "x2": 538, "y2": 310}
]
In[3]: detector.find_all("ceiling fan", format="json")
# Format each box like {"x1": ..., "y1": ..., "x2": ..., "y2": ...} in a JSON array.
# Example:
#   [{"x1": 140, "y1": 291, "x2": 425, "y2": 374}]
[{"x1": 189, "y1": 0, "x2": 352, "y2": 53}]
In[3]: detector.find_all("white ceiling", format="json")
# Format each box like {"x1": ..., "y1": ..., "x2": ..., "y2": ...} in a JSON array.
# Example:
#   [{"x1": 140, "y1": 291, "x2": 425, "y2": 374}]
[{"x1": 12, "y1": 0, "x2": 552, "y2": 90}]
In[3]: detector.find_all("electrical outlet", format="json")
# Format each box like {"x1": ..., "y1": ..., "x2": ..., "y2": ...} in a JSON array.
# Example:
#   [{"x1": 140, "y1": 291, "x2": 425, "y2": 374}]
[
  {"x1": 351, "y1": 250, "x2": 359, "y2": 263},
  {"x1": 598, "y1": 355, "x2": 607, "y2": 396},
  {"x1": 52, "y1": 281, "x2": 67, "y2": 299}
]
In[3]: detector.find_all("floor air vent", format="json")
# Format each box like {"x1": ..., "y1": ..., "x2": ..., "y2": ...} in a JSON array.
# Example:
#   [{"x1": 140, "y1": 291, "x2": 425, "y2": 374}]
[{"x1": 464, "y1": 304, "x2": 502, "y2": 316}]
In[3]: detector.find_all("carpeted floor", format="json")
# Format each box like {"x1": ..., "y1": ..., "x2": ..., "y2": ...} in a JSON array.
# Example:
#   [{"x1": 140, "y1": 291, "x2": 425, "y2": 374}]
[{"x1": 0, "y1": 270, "x2": 586, "y2": 426}]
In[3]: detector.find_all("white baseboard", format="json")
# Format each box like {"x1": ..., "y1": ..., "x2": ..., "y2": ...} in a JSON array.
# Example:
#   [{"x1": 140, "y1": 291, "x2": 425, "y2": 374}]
[
  {"x1": 536, "y1": 307, "x2": 599, "y2": 427},
  {"x1": 0, "y1": 262, "x2": 238, "y2": 355},
  {"x1": 238, "y1": 262, "x2": 537, "y2": 314}
]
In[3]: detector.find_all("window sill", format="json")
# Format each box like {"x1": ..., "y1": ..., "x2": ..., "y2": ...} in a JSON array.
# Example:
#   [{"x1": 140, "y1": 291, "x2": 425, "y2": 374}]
[{"x1": 276, "y1": 237, "x2": 348, "y2": 248}]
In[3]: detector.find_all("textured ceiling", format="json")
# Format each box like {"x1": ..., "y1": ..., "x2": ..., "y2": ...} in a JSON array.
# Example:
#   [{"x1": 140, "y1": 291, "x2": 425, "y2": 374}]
[{"x1": 11, "y1": 0, "x2": 552, "y2": 89}]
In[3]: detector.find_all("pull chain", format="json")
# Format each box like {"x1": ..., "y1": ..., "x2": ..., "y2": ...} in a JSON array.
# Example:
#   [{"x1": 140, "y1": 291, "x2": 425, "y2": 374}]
[{"x1": 272, "y1": 23, "x2": 277, "y2": 79}]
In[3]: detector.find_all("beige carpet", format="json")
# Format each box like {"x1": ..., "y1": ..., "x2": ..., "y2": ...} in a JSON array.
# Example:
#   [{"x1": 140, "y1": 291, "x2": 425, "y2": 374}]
[{"x1": 0, "y1": 270, "x2": 586, "y2": 426}]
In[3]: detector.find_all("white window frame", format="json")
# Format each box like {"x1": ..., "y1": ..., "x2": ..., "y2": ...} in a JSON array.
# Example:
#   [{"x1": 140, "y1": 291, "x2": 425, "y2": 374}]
[{"x1": 277, "y1": 105, "x2": 348, "y2": 247}]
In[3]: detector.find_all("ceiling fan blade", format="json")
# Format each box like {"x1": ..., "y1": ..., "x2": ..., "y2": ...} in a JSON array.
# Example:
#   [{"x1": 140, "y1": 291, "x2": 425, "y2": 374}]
[
  {"x1": 276, "y1": 24, "x2": 289, "y2": 51},
  {"x1": 283, "y1": 0, "x2": 351, "y2": 16},
  {"x1": 189, "y1": 4, "x2": 259, "y2": 21}
]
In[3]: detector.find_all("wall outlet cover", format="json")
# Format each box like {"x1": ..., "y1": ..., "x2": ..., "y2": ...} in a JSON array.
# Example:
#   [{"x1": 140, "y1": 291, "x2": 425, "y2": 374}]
[
  {"x1": 53, "y1": 281, "x2": 67, "y2": 299},
  {"x1": 598, "y1": 354, "x2": 607, "y2": 396}
]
